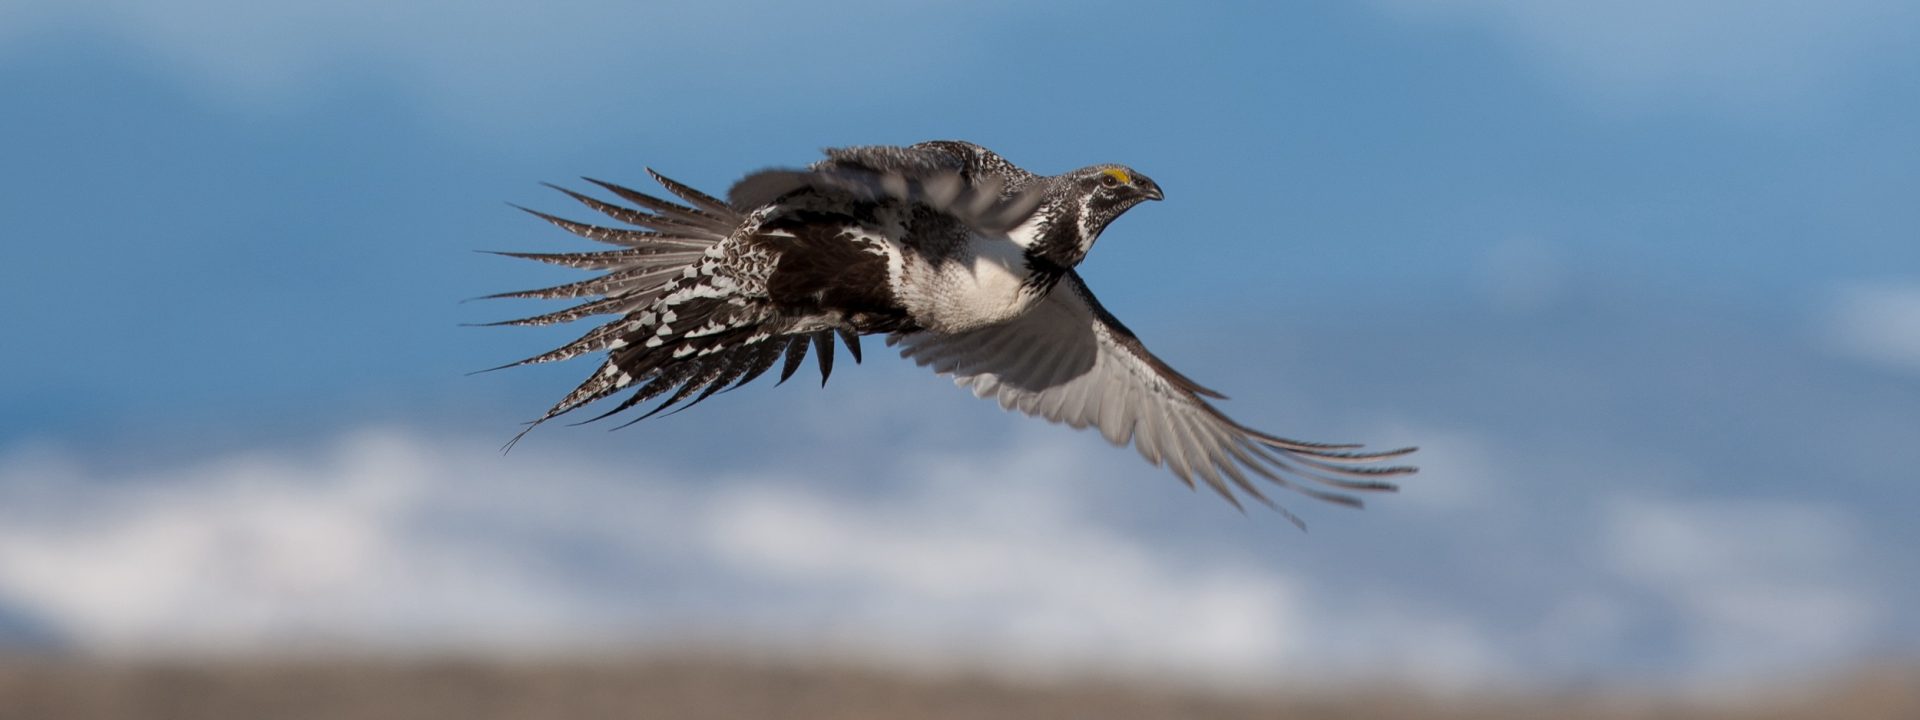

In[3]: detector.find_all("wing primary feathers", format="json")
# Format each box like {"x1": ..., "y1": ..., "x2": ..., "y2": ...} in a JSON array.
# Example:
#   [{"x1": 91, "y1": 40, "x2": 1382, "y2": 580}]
[
  {"x1": 1271, "y1": 444, "x2": 1421, "y2": 462},
  {"x1": 1234, "y1": 424, "x2": 1369, "y2": 452},
  {"x1": 1180, "y1": 419, "x2": 1250, "y2": 503},
  {"x1": 1285, "y1": 452, "x2": 1417, "y2": 482},
  {"x1": 1266, "y1": 461, "x2": 1382, "y2": 508},
  {"x1": 1166, "y1": 415, "x2": 1230, "y2": 506},
  {"x1": 1213, "y1": 458, "x2": 1279, "y2": 512},
  {"x1": 1225, "y1": 442, "x2": 1366, "y2": 509},
  {"x1": 1246, "y1": 443, "x2": 1410, "y2": 491},
  {"x1": 890, "y1": 270, "x2": 1418, "y2": 520}
]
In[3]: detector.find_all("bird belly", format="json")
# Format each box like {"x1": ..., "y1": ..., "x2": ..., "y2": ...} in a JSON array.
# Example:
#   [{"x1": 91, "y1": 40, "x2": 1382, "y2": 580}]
[{"x1": 895, "y1": 238, "x2": 1040, "y2": 334}]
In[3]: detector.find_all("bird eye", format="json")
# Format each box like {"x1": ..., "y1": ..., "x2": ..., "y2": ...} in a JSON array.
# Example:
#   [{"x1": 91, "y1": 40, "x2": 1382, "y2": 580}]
[{"x1": 1099, "y1": 174, "x2": 1119, "y2": 187}]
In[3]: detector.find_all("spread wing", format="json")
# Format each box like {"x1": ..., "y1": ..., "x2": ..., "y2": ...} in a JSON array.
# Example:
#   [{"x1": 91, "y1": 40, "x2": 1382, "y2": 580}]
[
  {"x1": 890, "y1": 271, "x2": 1416, "y2": 524},
  {"x1": 730, "y1": 140, "x2": 1040, "y2": 211},
  {"x1": 727, "y1": 165, "x2": 1046, "y2": 236},
  {"x1": 815, "y1": 140, "x2": 1039, "y2": 187}
]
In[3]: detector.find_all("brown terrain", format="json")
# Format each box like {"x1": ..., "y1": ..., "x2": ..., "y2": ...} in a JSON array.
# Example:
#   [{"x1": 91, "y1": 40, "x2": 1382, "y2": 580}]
[{"x1": 0, "y1": 654, "x2": 1914, "y2": 720}]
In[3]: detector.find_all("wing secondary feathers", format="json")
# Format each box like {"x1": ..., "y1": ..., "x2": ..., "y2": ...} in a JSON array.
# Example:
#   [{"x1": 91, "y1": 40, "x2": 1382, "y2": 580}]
[{"x1": 890, "y1": 270, "x2": 1414, "y2": 525}]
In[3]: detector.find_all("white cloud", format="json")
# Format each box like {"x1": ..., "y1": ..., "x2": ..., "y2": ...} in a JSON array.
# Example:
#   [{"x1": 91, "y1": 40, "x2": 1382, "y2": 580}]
[
  {"x1": 1602, "y1": 497, "x2": 1878, "y2": 688},
  {"x1": 1823, "y1": 280, "x2": 1920, "y2": 373},
  {"x1": 0, "y1": 419, "x2": 1899, "y2": 693},
  {"x1": 1368, "y1": 0, "x2": 1914, "y2": 115},
  {"x1": 0, "y1": 425, "x2": 1503, "y2": 690},
  {"x1": 701, "y1": 447, "x2": 1310, "y2": 680},
  {"x1": 0, "y1": 430, "x2": 686, "y2": 652}
]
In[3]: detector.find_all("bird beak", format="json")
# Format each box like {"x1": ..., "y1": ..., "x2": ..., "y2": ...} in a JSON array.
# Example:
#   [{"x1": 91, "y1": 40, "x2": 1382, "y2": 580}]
[{"x1": 1137, "y1": 176, "x2": 1164, "y2": 201}]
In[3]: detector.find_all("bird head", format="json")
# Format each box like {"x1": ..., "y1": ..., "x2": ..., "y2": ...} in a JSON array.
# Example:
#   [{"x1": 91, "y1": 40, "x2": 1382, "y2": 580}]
[
  {"x1": 1039, "y1": 164, "x2": 1161, "y2": 263},
  {"x1": 1078, "y1": 164, "x2": 1164, "y2": 207}
]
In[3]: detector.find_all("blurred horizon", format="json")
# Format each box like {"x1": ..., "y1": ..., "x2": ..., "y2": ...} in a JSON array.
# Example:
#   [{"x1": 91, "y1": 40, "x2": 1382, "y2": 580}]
[{"x1": 3, "y1": 0, "x2": 1918, "y2": 703}]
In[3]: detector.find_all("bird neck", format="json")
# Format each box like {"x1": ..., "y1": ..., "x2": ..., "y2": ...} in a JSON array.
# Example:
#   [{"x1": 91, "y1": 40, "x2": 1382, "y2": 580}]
[
  {"x1": 1020, "y1": 252, "x2": 1070, "y2": 294},
  {"x1": 1026, "y1": 201, "x2": 1095, "y2": 270}
]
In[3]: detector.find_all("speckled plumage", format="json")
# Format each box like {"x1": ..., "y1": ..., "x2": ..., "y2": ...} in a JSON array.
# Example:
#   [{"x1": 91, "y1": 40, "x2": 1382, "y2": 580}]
[{"x1": 482, "y1": 141, "x2": 1415, "y2": 521}]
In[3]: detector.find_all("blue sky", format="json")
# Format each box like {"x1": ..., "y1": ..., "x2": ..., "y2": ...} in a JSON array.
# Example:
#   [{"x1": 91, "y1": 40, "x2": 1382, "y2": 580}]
[{"x1": 2, "y1": 0, "x2": 1918, "y2": 693}]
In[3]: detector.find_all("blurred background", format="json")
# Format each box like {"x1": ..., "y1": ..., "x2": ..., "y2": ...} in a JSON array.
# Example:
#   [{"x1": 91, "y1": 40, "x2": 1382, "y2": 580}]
[{"x1": 2, "y1": 1, "x2": 1917, "y2": 717}]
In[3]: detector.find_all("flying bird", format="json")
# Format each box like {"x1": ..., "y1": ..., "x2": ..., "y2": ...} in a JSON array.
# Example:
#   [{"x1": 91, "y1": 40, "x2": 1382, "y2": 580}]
[{"x1": 480, "y1": 141, "x2": 1414, "y2": 523}]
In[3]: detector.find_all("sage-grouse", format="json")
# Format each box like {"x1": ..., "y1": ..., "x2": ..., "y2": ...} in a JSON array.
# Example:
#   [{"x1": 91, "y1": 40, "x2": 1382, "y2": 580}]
[{"x1": 482, "y1": 140, "x2": 1415, "y2": 523}]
